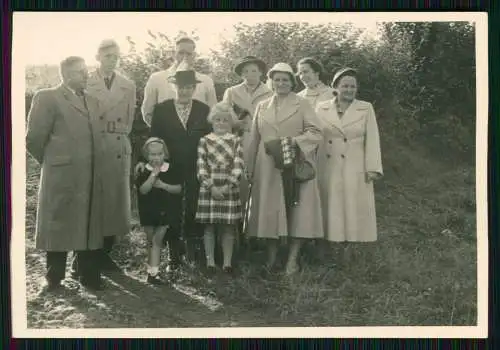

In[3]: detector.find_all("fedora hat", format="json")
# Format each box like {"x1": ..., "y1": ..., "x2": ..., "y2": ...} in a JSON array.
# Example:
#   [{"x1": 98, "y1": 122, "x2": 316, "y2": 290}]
[
  {"x1": 234, "y1": 56, "x2": 267, "y2": 76},
  {"x1": 168, "y1": 61, "x2": 201, "y2": 86},
  {"x1": 330, "y1": 67, "x2": 357, "y2": 88}
]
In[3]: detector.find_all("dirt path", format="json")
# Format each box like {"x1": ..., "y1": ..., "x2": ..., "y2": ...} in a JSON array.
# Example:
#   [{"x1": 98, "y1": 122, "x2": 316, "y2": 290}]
[{"x1": 26, "y1": 239, "x2": 287, "y2": 328}]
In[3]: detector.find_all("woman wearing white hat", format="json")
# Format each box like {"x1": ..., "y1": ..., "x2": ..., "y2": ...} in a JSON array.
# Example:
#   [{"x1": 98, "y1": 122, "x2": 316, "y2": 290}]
[
  {"x1": 315, "y1": 67, "x2": 383, "y2": 243},
  {"x1": 244, "y1": 62, "x2": 324, "y2": 275}
]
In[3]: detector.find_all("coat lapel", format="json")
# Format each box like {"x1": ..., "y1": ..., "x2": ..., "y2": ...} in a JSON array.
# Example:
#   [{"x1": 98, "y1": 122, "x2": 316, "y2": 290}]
[
  {"x1": 87, "y1": 71, "x2": 130, "y2": 114},
  {"x1": 275, "y1": 93, "x2": 300, "y2": 124},
  {"x1": 341, "y1": 99, "x2": 365, "y2": 129},
  {"x1": 259, "y1": 96, "x2": 279, "y2": 131},
  {"x1": 318, "y1": 99, "x2": 345, "y2": 135},
  {"x1": 230, "y1": 84, "x2": 254, "y2": 113},
  {"x1": 59, "y1": 85, "x2": 88, "y2": 116},
  {"x1": 232, "y1": 82, "x2": 273, "y2": 114},
  {"x1": 250, "y1": 82, "x2": 273, "y2": 107}
]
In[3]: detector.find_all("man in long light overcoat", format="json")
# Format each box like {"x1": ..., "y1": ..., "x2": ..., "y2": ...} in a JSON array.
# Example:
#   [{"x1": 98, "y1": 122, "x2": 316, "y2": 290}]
[
  {"x1": 85, "y1": 39, "x2": 137, "y2": 271},
  {"x1": 26, "y1": 56, "x2": 106, "y2": 291}
]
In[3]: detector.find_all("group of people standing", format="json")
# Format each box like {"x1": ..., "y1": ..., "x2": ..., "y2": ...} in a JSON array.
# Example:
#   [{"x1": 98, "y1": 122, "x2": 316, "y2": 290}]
[{"x1": 26, "y1": 35, "x2": 383, "y2": 293}]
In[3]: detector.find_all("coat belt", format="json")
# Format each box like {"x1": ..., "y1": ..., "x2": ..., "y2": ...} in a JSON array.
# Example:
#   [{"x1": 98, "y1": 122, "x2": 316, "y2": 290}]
[{"x1": 105, "y1": 121, "x2": 129, "y2": 134}]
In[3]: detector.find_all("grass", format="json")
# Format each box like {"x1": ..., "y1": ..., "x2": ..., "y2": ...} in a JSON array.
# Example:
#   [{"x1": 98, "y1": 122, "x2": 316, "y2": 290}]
[{"x1": 24, "y1": 136, "x2": 477, "y2": 328}]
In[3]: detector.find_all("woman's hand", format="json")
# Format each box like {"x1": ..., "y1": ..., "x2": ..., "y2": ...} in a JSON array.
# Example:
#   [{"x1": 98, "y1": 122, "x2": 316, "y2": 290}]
[
  {"x1": 135, "y1": 162, "x2": 146, "y2": 176},
  {"x1": 220, "y1": 184, "x2": 231, "y2": 195},
  {"x1": 210, "y1": 186, "x2": 225, "y2": 200},
  {"x1": 366, "y1": 171, "x2": 380, "y2": 182}
]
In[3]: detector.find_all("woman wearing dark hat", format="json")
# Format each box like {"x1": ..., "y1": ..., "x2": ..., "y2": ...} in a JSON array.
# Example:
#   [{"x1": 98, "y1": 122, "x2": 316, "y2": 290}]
[
  {"x1": 222, "y1": 56, "x2": 273, "y2": 214},
  {"x1": 315, "y1": 67, "x2": 383, "y2": 244},
  {"x1": 245, "y1": 62, "x2": 324, "y2": 276},
  {"x1": 135, "y1": 62, "x2": 212, "y2": 275},
  {"x1": 296, "y1": 57, "x2": 334, "y2": 108}
]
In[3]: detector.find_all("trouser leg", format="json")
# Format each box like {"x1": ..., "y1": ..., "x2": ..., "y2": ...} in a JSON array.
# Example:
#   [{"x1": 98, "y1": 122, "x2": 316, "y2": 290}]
[
  {"x1": 103, "y1": 236, "x2": 115, "y2": 254},
  {"x1": 74, "y1": 250, "x2": 102, "y2": 287},
  {"x1": 46, "y1": 251, "x2": 68, "y2": 284},
  {"x1": 162, "y1": 222, "x2": 182, "y2": 268}
]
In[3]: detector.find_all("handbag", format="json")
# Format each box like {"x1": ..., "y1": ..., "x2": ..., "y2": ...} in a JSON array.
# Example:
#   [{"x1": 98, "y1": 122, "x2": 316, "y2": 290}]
[{"x1": 293, "y1": 147, "x2": 316, "y2": 183}]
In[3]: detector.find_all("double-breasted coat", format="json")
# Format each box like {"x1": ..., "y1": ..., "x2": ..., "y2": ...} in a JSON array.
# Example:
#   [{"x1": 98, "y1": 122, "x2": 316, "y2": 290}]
[
  {"x1": 245, "y1": 93, "x2": 324, "y2": 239},
  {"x1": 86, "y1": 70, "x2": 136, "y2": 238},
  {"x1": 315, "y1": 98, "x2": 383, "y2": 242},
  {"x1": 222, "y1": 82, "x2": 273, "y2": 206},
  {"x1": 26, "y1": 85, "x2": 106, "y2": 251}
]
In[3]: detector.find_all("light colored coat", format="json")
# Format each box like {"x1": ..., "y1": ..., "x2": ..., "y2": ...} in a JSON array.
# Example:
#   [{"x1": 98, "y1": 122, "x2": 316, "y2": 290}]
[
  {"x1": 86, "y1": 70, "x2": 136, "y2": 238},
  {"x1": 315, "y1": 98, "x2": 383, "y2": 242},
  {"x1": 222, "y1": 81, "x2": 273, "y2": 205},
  {"x1": 141, "y1": 66, "x2": 217, "y2": 126},
  {"x1": 26, "y1": 85, "x2": 106, "y2": 251},
  {"x1": 297, "y1": 83, "x2": 334, "y2": 108},
  {"x1": 245, "y1": 93, "x2": 324, "y2": 239}
]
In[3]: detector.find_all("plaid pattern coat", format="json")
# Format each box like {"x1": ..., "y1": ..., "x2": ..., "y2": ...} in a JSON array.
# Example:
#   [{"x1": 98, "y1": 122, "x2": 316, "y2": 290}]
[{"x1": 195, "y1": 133, "x2": 244, "y2": 224}]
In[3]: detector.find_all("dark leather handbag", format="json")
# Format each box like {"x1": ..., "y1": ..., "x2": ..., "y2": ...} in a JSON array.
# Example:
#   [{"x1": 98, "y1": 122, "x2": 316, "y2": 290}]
[{"x1": 294, "y1": 149, "x2": 316, "y2": 183}]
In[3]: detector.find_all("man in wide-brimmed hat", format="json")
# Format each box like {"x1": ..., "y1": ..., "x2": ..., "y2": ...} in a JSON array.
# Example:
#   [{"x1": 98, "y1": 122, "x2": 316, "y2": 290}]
[
  {"x1": 136, "y1": 62, "x2": 212, "y2": 276},
  {"x1": 141, "y1": 36, "x2": 217, "y2": 126}
]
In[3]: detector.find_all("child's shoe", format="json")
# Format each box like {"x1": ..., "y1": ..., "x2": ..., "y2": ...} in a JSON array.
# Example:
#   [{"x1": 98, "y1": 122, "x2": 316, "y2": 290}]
[
  {"x1": 222, "y1": 266, "x2": 233, "y2": 275},
  {"x1": 147, "y1": 273, "x2": 164, "y2": 285}
]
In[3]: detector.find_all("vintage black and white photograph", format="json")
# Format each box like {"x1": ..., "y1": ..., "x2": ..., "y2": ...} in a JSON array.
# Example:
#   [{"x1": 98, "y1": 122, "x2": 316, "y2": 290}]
[{"x1": 11, "y1": 12, "x2": 488, "y2": 338}]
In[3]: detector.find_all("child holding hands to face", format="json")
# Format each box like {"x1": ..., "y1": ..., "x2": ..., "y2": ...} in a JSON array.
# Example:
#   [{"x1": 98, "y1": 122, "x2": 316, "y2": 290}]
[
  {"x1": 195, "y1": 102, "x2": 245, "y2": 275},
  {"x1": 135, "y1": 137, "x2": 182, "y2": 285}
]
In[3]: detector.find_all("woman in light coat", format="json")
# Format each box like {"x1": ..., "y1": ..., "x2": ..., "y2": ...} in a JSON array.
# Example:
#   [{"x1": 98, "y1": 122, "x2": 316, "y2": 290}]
[
  {"x1": 315, "y1": 67, "x2": 383, "y2": 242},
  {"x1": 296, "y1": 57, "x2": 334, "y2": 108},
  {"x1": 245, "y1": 62, "x2": 324, "y2": 275},
  {"x1": 222, "y1": 56, "x2": 273, "y2": 206}
]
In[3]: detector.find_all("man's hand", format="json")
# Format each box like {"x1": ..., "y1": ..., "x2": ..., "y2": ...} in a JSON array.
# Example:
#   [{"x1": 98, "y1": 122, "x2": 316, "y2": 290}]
[{"x1": 135, "y1": 162, "x2": 146, "y2": 176}]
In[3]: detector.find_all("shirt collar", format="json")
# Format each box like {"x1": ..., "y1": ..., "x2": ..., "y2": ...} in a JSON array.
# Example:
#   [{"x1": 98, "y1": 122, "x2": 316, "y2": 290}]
[
  {"x1": 64, "y1": 84, "x2": 85, "y2": 96},
  {"x1": 174, "y1": 99, "x2": 193, "y2": 109},
  {"x1": 145, "y1": 162, "x2": 170, "y2": 172}
]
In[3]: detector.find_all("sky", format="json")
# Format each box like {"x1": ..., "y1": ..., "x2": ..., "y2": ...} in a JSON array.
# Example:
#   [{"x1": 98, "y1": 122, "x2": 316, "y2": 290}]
[
  {"x1": 13, "y1": 12, "x2": 479, "y2": 67},
  {"x1": 14, "y1": 12, "x2": 384, "y2": 66}
]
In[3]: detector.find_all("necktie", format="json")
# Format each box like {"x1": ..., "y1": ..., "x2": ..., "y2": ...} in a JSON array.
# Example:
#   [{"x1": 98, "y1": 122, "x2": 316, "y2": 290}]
[
  {"x1": 104, "y1": 77, "x2": 111, "y2": 90},
  {"x1": 75, "y1": 90, "x2": 88, "y2": 111}
]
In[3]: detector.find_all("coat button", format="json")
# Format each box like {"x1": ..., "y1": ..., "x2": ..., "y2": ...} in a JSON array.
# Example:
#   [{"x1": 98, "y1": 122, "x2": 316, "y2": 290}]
[
  {"x1": 328, "y1": 140, "x2": 332, "y2": 144},
  {"x1": 99, "y1": 116, "x2": 104, "y2": 120},
  {"x1": 341, "y1": 154, "x2": 345, "y2": 158},
  {"x1": 117, "y1": 118, "x2": 121, "y2": 122},
  {"x1": 326, "y1": 154, "x2": 331, "y2": 158},
  {"x1": 117, "y1": 155, "x2": 121, "y2": 159},
  {"x1": 117, "y1": 136, "x2": 121, "y2": 140},
  {"x1": 344, "y1": 138, "x2": 347, "y2": 142}
]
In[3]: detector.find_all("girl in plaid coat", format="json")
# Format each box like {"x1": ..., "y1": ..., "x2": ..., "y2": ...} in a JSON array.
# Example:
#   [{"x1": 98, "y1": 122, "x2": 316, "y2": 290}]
[{"x1": 195, "y1": 102, "x2": 245, "y2": 275}]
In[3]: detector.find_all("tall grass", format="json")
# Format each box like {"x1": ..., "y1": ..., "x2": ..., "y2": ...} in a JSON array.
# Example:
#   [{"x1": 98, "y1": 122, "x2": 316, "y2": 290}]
[{"x1": 24, "y1": 134, "x2": 477, "y2": 327}]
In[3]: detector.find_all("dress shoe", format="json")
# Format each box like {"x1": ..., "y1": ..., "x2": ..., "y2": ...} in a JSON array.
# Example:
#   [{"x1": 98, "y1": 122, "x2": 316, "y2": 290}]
[
  {"x1": 79, "y1": 278, "x2": 105, "y2": 291},
  {"x1": 147, "y1": 274, "x2": 164, "y2": 285},
  {"x1": 100, "y1": 253, "x2": 121, "y2": 272},
  {"x1": 40, "y1": 280, "x2": 63, "y2": 294},
  {"x1": 222, "y1": 266, "x2": 234, "y2": 275}
]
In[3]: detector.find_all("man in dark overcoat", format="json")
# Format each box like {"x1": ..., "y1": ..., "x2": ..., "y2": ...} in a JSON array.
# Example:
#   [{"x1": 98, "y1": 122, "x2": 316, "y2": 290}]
[{"x1": 137, "y1": 63, "x2": 212, "y2": 274}]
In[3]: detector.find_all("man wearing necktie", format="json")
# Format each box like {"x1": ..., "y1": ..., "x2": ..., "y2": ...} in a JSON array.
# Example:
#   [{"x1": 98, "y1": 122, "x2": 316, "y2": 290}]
[
  {"x1": 141, "y1": 36, "x2": 217, "y2": 127},
  {"x1": 135, "y1": 64, "x2": 212, "y2": 275},
  {"x1": 86, "y1": 39, "x2": 137, "y2": 273},
  {"x1": 26, "y1": 56, "x2": 106, "y2": 291}
]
